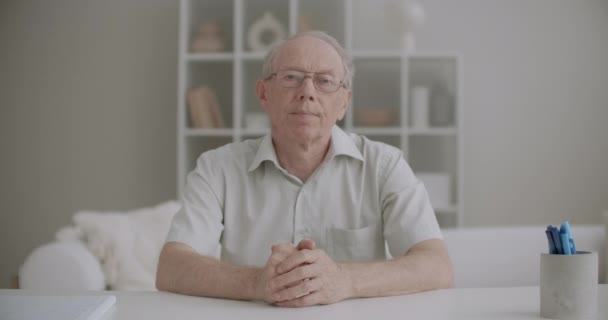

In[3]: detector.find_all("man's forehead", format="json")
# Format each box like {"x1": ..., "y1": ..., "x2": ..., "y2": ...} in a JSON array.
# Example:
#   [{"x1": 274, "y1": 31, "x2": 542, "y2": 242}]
[{"x1": 274, "y1": 37, "x2": 343, "y2": 73}]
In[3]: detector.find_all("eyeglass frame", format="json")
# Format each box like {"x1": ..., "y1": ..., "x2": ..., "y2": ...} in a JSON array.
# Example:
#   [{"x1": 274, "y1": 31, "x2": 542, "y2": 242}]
[{"x1": 264, "y1": 69, "x2": 347, "y2": 93}]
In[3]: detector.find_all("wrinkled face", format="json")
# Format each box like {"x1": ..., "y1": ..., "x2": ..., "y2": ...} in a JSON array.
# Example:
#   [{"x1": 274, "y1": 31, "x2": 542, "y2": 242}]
[{"x1": 256, "y1": 36, "x2": 351, "y2": 143}]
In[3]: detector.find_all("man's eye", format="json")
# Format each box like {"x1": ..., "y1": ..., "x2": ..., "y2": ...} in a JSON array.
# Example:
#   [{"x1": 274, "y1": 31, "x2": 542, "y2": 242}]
[
  {"x1": 283, "y1": 73, "x2": 300, "y2": 81},
  {"x1": 316, "y1": 77, "x2": 333, "y2": 85}
]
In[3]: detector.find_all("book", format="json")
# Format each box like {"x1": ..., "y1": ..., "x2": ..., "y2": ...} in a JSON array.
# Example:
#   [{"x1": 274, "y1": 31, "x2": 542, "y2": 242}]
[
  {"x1": 187, "y1": 86, "x2": 224, "y2": 128},
  {"x1": 0, "y1": 295, "x2": 116, "y2": 320}
]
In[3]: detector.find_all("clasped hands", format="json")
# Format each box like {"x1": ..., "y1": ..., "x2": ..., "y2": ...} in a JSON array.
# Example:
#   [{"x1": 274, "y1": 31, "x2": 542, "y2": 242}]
[{"x1": 255, "y1": 239, "x2": 352, "y2": 307}]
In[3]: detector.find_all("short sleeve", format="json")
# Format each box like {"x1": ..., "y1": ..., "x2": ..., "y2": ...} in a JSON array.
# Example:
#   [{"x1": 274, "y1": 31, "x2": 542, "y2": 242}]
[
  {"x1": 165, "y1": 159, "x2": 224, "y2": 257},
  {"x1": 381, "y1": 152, "x2": 442, "y2": 257}
]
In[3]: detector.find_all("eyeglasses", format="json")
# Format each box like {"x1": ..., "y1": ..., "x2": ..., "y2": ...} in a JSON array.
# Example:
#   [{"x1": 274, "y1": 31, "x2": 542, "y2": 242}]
[{"x1": 265, "y1": 69, "x2": 346, "y2": 93}]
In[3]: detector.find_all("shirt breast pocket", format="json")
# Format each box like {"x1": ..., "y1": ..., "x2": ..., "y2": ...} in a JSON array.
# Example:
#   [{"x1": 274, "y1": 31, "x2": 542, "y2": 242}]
[{"x1": 327, "y1": 223, "x2": 385, "y2": 262}]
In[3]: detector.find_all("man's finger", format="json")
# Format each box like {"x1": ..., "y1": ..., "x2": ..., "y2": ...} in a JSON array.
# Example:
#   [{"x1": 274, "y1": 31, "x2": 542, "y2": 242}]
[
  {"x1": 268, "y1": 244, "x2": 297, "y2": 266},
  {"x1": 275, "y1": 291, "x2": 323, "y2": 308},
  {"x1": 272, "y1": 277, "x2": 321, "y2": 302},
  {"x1": 271, "y1": 243, "x2": 296, "y2": 255},
  {"x1": 276, "y1": 249, "x2": 318, "y2": 274},
  {"x1": 268, "y1": 252, "x2": 287, "y2": 266},
  {"x1": 296, "y1": 239, "x2": 316, "y2": 251},
  {"x1": 271, "y1": 264, "x2": 318, "y2": 291}
]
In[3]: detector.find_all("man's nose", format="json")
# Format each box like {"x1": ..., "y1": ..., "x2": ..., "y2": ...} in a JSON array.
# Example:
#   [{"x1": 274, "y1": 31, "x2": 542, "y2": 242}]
[{"x1": 298, "y1": 77, "x2": 316, "y2": 102}]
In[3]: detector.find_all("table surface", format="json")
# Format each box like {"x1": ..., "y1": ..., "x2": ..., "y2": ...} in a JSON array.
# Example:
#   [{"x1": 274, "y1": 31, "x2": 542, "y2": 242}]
[{"x1": 2, "y1": 285, "x2": 606, "y2": 320}]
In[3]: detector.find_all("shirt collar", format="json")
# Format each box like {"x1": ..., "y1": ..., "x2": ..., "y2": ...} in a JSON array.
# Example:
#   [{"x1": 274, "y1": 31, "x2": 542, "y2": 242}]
[
  {"x1": 327, "y1": 125, "x2": 364, "y2": 162},
  {"x1": 248, "y1": 134, "x2": 280, "y2": 172},
  {"x1": 247, "y1": 125, "x2": 364, "y2": 172}
]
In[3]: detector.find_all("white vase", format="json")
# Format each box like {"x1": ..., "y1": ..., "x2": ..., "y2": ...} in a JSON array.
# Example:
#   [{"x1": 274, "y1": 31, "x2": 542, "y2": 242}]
[{"x1": 411, "y1": 86, "x2": 430, "y2": 128}]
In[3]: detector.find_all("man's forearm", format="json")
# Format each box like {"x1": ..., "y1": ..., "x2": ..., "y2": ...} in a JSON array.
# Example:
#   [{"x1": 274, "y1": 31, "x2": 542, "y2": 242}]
[
  {"x1": 156, "y1": 242, "x2": 260, "y2": 300},
  {"x1": 341, "y1": 239, "x2": 454, "y2": 298}
]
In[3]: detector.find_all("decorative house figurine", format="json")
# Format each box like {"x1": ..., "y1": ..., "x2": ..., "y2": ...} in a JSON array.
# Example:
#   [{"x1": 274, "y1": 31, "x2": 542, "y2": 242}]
[
  {"x1": 247, "y1": 12, "x2": 286, "y2": 52},
  {"x1": 191, "y1": 21, "x2": 225, "y2": 53}
]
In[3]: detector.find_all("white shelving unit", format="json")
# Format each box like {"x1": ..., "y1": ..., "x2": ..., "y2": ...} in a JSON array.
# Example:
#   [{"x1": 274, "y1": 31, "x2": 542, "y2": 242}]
[{"x1": 177, "y1": 0, "x2": 463, "y2": 228}]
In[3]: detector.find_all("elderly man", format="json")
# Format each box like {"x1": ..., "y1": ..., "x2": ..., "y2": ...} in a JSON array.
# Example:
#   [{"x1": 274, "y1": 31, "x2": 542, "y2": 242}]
[{"x1": 157, "y1": 31, "x2": 453, "y2": 307}]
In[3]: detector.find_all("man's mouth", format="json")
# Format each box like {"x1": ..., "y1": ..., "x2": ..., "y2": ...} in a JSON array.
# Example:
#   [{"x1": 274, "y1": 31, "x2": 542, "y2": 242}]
[{"x1": 290, "y1": 111, "x2": 319, "y2": 117}]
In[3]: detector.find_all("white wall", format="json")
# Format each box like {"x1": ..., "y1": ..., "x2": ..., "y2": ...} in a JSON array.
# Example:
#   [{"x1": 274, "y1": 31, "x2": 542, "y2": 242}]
[
  {"x1": 0, "y1": 0, "x2": 607, "y2": 288},
  {"x1": 414, "y1": 0, "x2": 608, "y2": 225},
  {"x1": 0, "y1": 0, "x2": 178, "y2": 288}
]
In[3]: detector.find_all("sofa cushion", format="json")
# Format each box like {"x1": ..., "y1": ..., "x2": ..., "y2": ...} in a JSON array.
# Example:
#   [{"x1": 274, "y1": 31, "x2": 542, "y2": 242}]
[
  {"x1": 55, "y1": 200, "x2": 180, "y2": 290},
  {"x1": 19, "y1": 240, "x2": 105, "y2": 290}
]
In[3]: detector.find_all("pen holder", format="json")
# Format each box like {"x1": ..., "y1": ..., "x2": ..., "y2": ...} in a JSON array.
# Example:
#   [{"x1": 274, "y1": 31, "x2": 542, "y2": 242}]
[{"x1": 540, "y1": 251, "x2": 598, "y2": 320}]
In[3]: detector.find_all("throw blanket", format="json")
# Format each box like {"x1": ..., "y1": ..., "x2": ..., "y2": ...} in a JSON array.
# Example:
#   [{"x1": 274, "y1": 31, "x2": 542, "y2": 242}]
[{"x1": 56, "y1": 201, "x2": 181, "y2": 290}]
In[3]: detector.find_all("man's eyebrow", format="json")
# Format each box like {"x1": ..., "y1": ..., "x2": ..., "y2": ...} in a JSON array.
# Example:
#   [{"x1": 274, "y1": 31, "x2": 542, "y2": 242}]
[{"x1": 279, "y1": 67, "x2": 337, "y2": 75}]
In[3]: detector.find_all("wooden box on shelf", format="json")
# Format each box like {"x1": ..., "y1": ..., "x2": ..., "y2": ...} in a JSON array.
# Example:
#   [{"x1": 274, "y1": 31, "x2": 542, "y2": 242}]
[{"x1": 187, "y1": 86, "x2": 224, "y2": 129}]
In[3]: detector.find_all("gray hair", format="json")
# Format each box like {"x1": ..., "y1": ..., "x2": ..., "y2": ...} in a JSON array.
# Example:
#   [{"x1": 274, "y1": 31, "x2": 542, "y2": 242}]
[{"x1": 260, "y1": 31, "x2": 354, "y2": 89}]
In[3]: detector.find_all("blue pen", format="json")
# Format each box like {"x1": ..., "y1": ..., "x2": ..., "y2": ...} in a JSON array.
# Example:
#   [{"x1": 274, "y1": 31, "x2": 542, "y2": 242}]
[
  {"x1": 549, "y1": 226, "x2": 563, "y2": 254},
  {"x1": 545, "y1": 227, "x2": 557, "y2": 254},
  {"x1": 561, "y1": 221, "x2": 577, "y2": 254},
  {"x1": 560, "y1": 228, "x2": 572, "y2": 255}
]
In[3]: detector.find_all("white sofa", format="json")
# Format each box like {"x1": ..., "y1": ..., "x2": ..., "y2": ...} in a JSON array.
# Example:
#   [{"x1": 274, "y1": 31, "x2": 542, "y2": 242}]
[
  {"x1": 20, "y1": 200, "x2": 181, "y2": 291},
  {"x1": 20, "y1": 225, "x2": 607, "y2": 290},
  {"x1": 442, "y1": 225, "x2": 607, "y2": 288}
]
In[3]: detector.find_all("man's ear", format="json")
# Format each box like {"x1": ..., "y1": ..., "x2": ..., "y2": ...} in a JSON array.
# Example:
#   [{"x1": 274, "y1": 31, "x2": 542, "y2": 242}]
[{"x1": 256, "y1": 79, "x2": 270, "y2": 112}]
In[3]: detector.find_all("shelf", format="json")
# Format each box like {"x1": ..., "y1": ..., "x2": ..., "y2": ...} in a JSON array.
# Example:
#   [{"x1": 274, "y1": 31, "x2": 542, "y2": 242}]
[
  {"x1": 408, "y1": 127, "x2": 458, "y2": 136},
  {"x1": 408, "y1": 136, "x2": 458, "y2": 172},
  {"x1": 185, "y1": 128, "x2": 234, "y2": 137},
  {"x1": 352, "y1": 58, "x2": 402, "y2": 127},
  {"x1": 187, "y1": 0, "x2": 234, "y2": 53},
  {"x1": 242, "y1": 128, "x2": 270, "y2": 136},
  {"x1": 178, "y1": 0, "x2": 462, "y2": 228},
  {"x1": 352, "y1": 50, "x2": 403, "y2": 59},
  {"x1": 408, "y1": 52, "x2": 461, "y2": 59},
  {"x1": 434, "y1": 204, "x2": 458, "y2": 214},
  {"x1": 184, "y1": 136, "x2": 233, "y2": 172},
  {"x1": 242, "y1": 61, "x2": 264, "y2": 117},
  {"x1": 364, "y1": 135, "x2": 401, "y2": 149},
  {"x1": 186, "y1": 53, "x2": 234, "y2": 61},
  {"x1": 240, "y1": 52, "x2": 267, "y2": 60},
  {"x1": 186, "y1": 61, "x2": 234, "y2": 128}
]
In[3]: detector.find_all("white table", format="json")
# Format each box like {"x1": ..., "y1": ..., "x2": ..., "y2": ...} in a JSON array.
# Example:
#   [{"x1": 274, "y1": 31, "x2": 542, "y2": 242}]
[{"x1": 2, "y1": 286, "x2": 606, "y2": 320}]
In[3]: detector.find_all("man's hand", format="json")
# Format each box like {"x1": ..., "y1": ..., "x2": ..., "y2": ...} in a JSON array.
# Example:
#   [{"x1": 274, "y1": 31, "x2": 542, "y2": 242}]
[
  {"x1": 255, "y1": 240, "x2": 316, "y2": 303},
  {"x1": 254, "y1": 243, "x2": 297, "y2": 303},
  {"x1": 270, "y1": 246, "x2": 353, "y2": 307}
]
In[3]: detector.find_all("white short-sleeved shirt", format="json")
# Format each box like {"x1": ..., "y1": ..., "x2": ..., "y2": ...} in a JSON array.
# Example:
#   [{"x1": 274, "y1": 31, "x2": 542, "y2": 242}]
[{"x1": 166, "y1": 126, "x2": 442, "y2": 266}]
